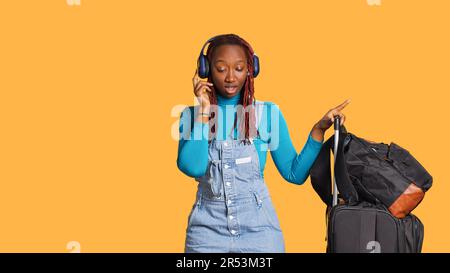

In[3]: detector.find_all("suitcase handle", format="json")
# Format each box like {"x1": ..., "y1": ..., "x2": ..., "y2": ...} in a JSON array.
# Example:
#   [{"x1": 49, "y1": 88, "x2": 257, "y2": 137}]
[
  {"x1": 334, "y1": 116, "x2": 341, "y2": 131},
  {"x1": 332, "y1": 116, "x2": 341, "y2": 207}
]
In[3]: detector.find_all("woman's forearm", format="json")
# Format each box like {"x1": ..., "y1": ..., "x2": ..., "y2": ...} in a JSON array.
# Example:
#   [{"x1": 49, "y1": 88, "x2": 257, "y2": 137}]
[
  {"x1": 194, "y1": 105, "x2": 211, "y2": 124},
  {"x1": 177, "y1": 107, "x2": 210, "y2": 177},
  {"x1": 177, "y1": 122, "x2": 209, "y2": 177}
]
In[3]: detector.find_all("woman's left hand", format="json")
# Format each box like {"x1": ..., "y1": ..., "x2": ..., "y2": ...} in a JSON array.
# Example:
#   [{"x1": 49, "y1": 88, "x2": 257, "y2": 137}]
[{"x1": 314, "y1": 99, "x2": 351, "y2": 132}]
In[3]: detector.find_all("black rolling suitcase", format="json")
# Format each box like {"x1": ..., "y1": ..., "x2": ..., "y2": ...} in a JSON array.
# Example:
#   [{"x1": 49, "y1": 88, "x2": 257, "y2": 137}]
[
  {"x1": 327, "y1": 202, "x2": 424, "y2": 253},
  {"x1": 323, "y1": 117, "x2": 424, "y2": 253}
]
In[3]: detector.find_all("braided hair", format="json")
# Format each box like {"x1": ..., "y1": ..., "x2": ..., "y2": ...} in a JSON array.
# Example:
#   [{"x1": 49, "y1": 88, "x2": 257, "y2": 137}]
[{"x1": 205, "y1": 34, "x2": 259, "y2": 144}]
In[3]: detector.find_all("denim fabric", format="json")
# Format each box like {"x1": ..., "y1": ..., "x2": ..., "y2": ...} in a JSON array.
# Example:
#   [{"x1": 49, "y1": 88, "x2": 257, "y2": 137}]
[{"x1": 185, "y1": 135, "x2": 285, "y2": 253}]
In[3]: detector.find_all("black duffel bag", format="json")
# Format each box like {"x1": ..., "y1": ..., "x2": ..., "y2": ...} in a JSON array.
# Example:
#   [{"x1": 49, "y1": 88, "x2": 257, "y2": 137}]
[{"x1": 310, "y1": 125, "x2": 433, "y2": 218}]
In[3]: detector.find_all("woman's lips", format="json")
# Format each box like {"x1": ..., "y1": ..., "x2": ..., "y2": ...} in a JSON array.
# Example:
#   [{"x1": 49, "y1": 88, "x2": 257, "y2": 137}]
[{"x1": 225, "y1": 86, "x2": 238, "y2": 93}]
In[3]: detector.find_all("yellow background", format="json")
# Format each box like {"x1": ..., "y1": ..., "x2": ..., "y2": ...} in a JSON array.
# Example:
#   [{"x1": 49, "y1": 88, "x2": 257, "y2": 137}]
[{"x1": 0, "y1": 0, "x2": 448, "y2": 252}]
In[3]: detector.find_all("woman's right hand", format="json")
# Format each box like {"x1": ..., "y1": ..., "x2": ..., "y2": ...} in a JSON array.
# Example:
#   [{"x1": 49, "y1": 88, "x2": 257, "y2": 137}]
[{"x1": 192, "y1": 69, "x2": 213, "y2": 111}]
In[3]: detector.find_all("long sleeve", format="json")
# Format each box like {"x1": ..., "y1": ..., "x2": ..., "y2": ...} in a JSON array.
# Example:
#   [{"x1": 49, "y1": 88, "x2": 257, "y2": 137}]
[
  {"x1": 176, "y1": 107, "x2": 209, "y2": 178},
  {"x1": 268, "y1": 104, "x2": 323, "y2": 185}
]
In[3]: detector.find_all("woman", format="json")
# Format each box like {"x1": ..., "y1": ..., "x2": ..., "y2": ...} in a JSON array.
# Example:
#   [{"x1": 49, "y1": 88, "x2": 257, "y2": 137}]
[{"x1": 177, "y1": 34, "x2": 350, "y2": 253}]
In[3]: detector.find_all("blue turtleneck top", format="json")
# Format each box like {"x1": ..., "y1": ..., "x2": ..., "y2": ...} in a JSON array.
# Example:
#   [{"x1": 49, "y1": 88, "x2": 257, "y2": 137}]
[{"x1": 177, "y1": 92, "x2": 323, "y2": 185}]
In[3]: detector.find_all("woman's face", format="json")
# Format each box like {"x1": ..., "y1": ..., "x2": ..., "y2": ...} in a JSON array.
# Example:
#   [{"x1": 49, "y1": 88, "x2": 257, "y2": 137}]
[{"x1": 210, "y1": 44, "x2": 248, "y2": 99}]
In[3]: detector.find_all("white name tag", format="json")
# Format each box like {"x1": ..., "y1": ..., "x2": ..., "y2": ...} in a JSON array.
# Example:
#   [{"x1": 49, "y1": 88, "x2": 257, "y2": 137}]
[{"x1": 235, "y1": 156, "x2": 252, "y2": 165}]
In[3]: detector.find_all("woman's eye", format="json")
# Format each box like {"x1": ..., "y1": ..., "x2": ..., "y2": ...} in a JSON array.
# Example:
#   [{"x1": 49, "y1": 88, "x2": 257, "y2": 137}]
[{"x1": 217, "y1": 68, "x2": 225, "y2": 72}]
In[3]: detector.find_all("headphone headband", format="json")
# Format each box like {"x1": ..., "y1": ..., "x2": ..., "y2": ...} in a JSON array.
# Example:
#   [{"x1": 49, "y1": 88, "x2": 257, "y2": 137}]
[
  {"x1": 197, "y1": 34, "x2": 260, "y2": 79},
  {"x1": 198, "y1": 35, "x2": 221, "y2": 59}
]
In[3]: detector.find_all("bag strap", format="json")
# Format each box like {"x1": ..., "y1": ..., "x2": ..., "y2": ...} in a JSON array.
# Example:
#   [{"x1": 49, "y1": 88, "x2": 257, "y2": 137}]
[
  {"x1": 310, "y1": 135, "x2": 333, "y2": 206},
  {"x1": 310, "y1": 125, "x2": 359, "y2": 206},
  {"x1": 334, "y1": 129, "x2": 359, "y2": 204}
]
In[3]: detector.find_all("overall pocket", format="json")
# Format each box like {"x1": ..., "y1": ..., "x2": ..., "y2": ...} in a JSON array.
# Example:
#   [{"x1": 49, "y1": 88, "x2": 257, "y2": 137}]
[
  {"x1": 234, "y1": 155, "x2": 255, "y2": 183},
  {"x1": 187, "y1": 204, "x2": 199, "y2": 227},
  {"x1": 253, "y1": 192, "x2": 281, "y2": 230},
  {"x1": 187, "y1": 193, "x2": 202, "y2": 228}
]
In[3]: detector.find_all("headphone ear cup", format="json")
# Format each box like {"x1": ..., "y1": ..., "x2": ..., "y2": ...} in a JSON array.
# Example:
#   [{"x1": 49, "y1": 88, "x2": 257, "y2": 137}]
[
  {"x1": 252, "y1": 55, "x2": 260, "y2": 78},
  {"x1": 198, "y1": 55, "x2": 209, "y2": 79}
]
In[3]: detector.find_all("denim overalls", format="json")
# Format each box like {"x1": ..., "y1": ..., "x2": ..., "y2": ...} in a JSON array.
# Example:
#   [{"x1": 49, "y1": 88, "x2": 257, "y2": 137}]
[{"x1": 184, "y1": 102, "x2": 285, "y2": 253}]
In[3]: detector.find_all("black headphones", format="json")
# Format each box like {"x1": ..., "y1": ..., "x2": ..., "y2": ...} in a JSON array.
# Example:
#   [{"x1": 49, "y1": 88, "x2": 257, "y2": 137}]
[{"x1": 197, "y1": 35, "x2": 260, "y2": 79}]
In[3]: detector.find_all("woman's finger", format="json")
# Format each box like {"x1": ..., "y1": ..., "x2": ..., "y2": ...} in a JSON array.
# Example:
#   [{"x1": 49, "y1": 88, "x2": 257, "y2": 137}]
[
  {"x1": 329, "y1": 110, "x2": 343, "y2": 124},
  {"x1": 195, "y1": 85, "x2": 211, "y2": 93},
  {"x1": 195, "y1": 81, "x2": 213, "y2": 89},
  {"x1": 329, "y1": 113, "x2": 335, "y2": 123},
  {"x1": 194, "y1": 81, "x2": 202, "y2": 90},
  {"x1": 195, "y1": 85, "x2": 212, "y2": 95},
  {"x1": 192, "y1": 70, "x2": 200, "y2": 86},
  {"x1": 193, "y1": 69, "x2": 199, "y2": 80},
  {"x1": 335, "y1": 111, "x2": 344, "y2": 118},
  {"x1": 340, "y1": 113, "x2": 346, "y2": 126},
  {"x1": 195, "y1": 82, "x2": 213, "y2": 93},
  {"x1": 194, "y1": 81, "x2": 205, "y2": 91},
  {"x1": 334, "y1": 99, "x2": 351, "y2": 111},
  {"x1": 331, "y1": 110, "x2": 340, "y2": 119}
]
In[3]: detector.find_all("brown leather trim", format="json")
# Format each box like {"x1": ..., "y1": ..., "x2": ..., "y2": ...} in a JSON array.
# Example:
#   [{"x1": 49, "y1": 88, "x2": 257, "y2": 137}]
[{"x1": 389, "y1": 183, "x2": 425, "y2": 218}]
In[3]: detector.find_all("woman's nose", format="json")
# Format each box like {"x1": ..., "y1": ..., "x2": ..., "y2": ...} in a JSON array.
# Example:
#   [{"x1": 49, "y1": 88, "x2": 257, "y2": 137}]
[{"x1": 225, "y1": 71, "x2": 236, "y2": 82}]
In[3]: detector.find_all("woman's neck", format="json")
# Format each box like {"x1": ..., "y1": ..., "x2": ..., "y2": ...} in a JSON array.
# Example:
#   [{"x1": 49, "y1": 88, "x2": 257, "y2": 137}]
[{"x1": 217, "y1": 91, "x2": 241, "y2": 106}]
